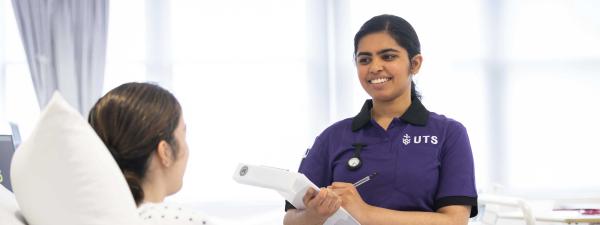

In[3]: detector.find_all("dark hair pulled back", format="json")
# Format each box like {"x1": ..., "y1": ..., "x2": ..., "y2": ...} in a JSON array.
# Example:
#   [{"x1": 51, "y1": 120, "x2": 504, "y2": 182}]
[{"x1": 88, "y1": 82, "x2": 181, "y2": 205}]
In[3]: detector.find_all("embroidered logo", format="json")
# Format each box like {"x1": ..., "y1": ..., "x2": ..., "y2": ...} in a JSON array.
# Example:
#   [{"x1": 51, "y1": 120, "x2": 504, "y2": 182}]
[
  {"x1": 402, "y1": 134, "x2": 411, "y2": 145},
  {"x1": 402, "y1": 133, "x2": 439, "y2": 146}
]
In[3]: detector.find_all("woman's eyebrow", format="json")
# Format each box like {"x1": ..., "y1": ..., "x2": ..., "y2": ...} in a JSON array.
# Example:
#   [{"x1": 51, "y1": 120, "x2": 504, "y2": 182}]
[
  {"x1": 377, "y1": 48, "x2": 400, "y2": 55},
  {"x1": 356, "y1": 52, "x2": 372, "y2": 57},
  {"x1": 357, "y1": 48, "x2": 400, "y2": 57}
]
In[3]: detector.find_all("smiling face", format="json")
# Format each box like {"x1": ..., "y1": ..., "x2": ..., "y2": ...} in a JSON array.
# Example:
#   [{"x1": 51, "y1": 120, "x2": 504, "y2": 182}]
[{"x1": 355, "y1": 31, "x2": 421, "y2": 103}]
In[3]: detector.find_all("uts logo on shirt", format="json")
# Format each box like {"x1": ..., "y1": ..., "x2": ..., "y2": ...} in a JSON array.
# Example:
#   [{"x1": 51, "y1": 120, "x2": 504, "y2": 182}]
[{"x1": 402, "y1": 134, "x2": 438, "y2": 146}]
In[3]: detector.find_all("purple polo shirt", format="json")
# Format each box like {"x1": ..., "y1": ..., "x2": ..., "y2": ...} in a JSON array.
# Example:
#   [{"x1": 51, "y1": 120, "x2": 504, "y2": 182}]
[{"x1": 285, "y1": 98, "x2": 478, "y2": 217}]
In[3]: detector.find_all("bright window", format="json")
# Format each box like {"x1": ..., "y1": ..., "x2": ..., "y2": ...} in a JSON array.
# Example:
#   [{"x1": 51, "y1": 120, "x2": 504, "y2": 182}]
[
  {"x1": 103, "y1": 0, "x2": 146, "y2": 92},
  {"x1": 503, "y1": 0, "x2": 600, "y2": 192},
  {"x1": 169, "y1": 0, "x2": 310, "y2": 203},
  {"x1": 0, "y1": 0, "x2": 39, "y2": 139}
]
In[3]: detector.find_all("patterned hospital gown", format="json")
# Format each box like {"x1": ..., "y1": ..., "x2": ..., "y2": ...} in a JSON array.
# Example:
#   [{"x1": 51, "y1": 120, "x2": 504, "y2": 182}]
[{"x1": 138, "y1": 202, "x2": 212, "y2": 225}]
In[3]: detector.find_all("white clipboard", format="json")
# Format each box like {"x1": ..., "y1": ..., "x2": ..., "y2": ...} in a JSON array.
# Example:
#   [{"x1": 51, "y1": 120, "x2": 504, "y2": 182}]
[{"x1": 232, "y1": 163, "x2": 361, "y2": 225}]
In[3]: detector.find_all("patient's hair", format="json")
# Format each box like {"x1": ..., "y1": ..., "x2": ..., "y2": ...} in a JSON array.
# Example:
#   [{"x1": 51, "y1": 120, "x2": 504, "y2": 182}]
[{"x1": 88, "y1": 82, "x2": 181, "y2": 205}]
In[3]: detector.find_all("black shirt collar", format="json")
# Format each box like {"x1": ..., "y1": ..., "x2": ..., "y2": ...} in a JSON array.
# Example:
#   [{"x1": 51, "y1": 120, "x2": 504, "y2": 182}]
[{"x1": 351, "y1": 98, "x2": 430, "y2": 132}]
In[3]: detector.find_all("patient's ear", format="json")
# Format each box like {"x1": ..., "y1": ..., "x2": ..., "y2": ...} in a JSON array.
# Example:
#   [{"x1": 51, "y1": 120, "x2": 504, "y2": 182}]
[{"x1": 156, "y1": 140, "x2": 173, "y2": 167}]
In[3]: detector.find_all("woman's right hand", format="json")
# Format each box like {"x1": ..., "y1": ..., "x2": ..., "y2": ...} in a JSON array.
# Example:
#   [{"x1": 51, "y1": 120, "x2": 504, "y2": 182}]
[{"x1": 303, "y1": 187, "x2": 342, "y2": 220}]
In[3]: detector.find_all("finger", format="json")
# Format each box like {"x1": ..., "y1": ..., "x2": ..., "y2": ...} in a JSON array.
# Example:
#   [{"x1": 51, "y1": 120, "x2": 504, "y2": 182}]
[
  {"x1": 331, "y1": 182, "x2": 352, "y2": 188},
  {"x1": 326, "y1": 186, "x2": 338, "y2": 196},
  {"x1": 313, "y1": 188, "x2": 328, "y2": 206},
  {"x1": 303, "y1": 188, "x2": 317, "y2": 205},
  {"x1": 310, "y1": 188, "x2": 320, "y2": 198},
  {"x1": 327, "y1": 188, "x2": 339, "y2": 198},
  {"x1": 328, "y1": 189, "x2": 341, "y2": 205},
  {"x1": 334, "y1": 198, "x2": 342, "y2": 209},
  {"x1": 330, "y1": 186, "x2": 350, "y2": 197},
  {"x1": 321, "y1": 194, "x2": 334, "y2": 208},
  {"x1": 304, "y1": 188, "x2": 315, "y2": 200},
  {"x1": 326, "y1": 194, "x2": 340, "y2": 209},
  {"x1": 330, "y1": 187, "x2": 343, "y2": 196},
  {"x1": 309, "y1": 188, "x2": 327, "y2": 207}
]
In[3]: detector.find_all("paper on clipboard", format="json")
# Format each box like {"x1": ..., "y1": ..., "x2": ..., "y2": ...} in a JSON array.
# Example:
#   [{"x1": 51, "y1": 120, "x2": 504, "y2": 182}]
[{"x1": 232, "y1": 163, "x2": 361, "y2": 225}]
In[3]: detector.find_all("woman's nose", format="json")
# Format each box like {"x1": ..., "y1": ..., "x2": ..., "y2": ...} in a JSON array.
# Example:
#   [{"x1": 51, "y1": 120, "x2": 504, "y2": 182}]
[{"x1": 369, "y1": 60, "x2": 384, "y2": 74}]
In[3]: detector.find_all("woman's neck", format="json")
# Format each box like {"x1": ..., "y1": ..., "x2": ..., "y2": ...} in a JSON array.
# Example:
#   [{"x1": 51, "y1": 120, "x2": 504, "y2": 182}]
[
  {"x1": 141, "y1": 176, "x2": 167, "y2": 204},
  {"x1": 371, "y1": 94, "x2": 411, "y2": 130}
]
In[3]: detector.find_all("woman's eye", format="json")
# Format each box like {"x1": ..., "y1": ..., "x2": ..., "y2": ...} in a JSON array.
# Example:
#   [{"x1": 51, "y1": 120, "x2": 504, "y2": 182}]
[
  {"x1": 357, "y1": 57, "x2": 371, "y2": 65},
  {"x1": 382, "y1": 54, "x2": 398, "y2": 61}
]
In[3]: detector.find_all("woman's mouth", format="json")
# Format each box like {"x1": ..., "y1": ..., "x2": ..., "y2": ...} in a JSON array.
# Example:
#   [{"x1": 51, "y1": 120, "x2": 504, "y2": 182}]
[{"x1": 368, "y1": 77, "x2": 392, "y2": 84}]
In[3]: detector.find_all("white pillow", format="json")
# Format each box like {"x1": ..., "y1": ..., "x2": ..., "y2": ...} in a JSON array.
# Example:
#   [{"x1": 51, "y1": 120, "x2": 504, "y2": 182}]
[
  {"x1": 10, "y1": 92, "x2": 142, "y2": 225},
  {"x1": 0, "y1": 185, "x2": 27, "y2": 225}
]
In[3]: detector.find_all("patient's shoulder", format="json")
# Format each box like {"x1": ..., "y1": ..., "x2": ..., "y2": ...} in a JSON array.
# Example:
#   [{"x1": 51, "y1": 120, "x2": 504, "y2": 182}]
[{"x1": 138, "y1": 202, "x2": 212, "y2": 225}]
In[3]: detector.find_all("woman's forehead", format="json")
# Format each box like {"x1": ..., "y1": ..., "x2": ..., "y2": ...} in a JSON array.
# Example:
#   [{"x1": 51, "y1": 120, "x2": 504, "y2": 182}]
[{"x1": 357, "y1": 32, "x2": 404, "y2": 52}]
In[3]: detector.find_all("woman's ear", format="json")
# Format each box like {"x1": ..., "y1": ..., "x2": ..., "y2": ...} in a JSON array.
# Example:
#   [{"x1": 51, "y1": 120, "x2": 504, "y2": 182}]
[
  {"x1": 156, "y1": 140, "x2": 173, "y2": 167},
  {"x1": 410, "y1": 54, "x2": 423, "y2": 75}
]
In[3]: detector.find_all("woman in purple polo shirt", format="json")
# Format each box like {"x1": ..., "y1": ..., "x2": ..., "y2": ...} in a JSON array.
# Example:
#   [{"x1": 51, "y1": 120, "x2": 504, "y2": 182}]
[{"x1": 284, "y1": 14, "x2": 478, "y2": 225}]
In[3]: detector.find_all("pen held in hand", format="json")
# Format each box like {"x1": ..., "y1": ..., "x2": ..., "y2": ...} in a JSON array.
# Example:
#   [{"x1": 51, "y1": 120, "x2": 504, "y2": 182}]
[{"x1": 353, "y1": 172, "x2": 377, "y2": 188}]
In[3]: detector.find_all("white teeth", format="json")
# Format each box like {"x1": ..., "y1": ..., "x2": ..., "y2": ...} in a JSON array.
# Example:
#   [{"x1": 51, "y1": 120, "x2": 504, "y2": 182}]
[{"x1": 369, "y1": 78, "x2": 390, "y2": 84}]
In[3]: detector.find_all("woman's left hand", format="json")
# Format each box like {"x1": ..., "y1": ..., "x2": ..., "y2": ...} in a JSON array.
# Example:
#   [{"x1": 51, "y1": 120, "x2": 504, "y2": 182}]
[{"x1": 329, "y1": 182, "x2": 372, "y2": 221}]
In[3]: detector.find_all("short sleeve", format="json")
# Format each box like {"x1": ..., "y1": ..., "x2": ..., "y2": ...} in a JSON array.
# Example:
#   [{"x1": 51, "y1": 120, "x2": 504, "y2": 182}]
[
  {"x1": 298, "y1": 133, "x2": 332, "y2": 188},
  {"x1": 434, "y1": 121, "x2": 478, "y2": 217},
  {"x1": 284, "y1": 133, "x2": 332, "y2": 212}
]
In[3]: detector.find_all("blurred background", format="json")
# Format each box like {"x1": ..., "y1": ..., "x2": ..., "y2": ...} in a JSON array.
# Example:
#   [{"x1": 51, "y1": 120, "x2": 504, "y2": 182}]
[{"x1": 1, "y1": 0, "x2": 599, "y2": 224}]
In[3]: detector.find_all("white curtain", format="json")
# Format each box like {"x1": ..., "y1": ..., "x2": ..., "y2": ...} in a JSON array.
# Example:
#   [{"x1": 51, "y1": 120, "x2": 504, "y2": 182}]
[
  {"x1": 0, "y1": 1, "x2": 7, "y2": 121},
  {"x1": 11, "y1": 0, "x2": 108, "y2": 115}
]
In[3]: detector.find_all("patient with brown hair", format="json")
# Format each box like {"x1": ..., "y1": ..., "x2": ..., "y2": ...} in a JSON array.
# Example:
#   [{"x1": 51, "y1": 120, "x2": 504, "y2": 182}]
[{"x1": 89, "y1": 82, "x2": 212, "y2": 225}]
